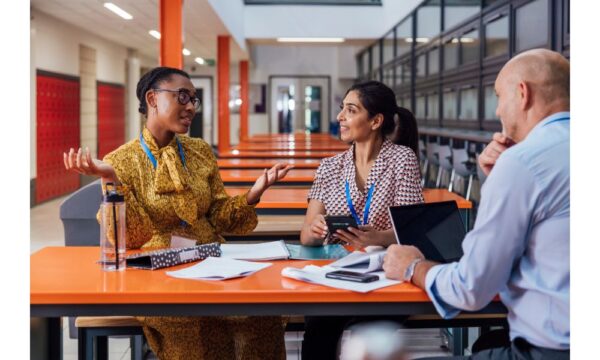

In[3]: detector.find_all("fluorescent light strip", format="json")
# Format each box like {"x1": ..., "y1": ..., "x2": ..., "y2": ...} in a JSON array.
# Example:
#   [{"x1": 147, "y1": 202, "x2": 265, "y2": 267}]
[
  {"x1": 405, "y1": 37, "x2": 429, "y2": 43},
  {"x1": 149, "y1": 30, "x2": 161, "y2": 39},
  {"x1": 182, "y1": 48, "x2": 191, "y2": 56},
  {"x1": 103, "y1": 2, "x2": 133, "y2": 20},
  {"x1": 277, "y1": 37, "x2": 345, "y2": 43}
]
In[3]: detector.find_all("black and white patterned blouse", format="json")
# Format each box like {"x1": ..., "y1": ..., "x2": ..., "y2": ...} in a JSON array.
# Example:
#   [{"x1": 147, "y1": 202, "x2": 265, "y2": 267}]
[{"x1": 308, "y1": 139, "x2": 424, "y2": 238}]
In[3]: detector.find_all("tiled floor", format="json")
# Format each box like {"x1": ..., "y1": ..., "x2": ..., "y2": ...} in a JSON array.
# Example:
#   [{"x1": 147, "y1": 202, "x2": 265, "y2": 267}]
[{"x1": 32, "y1": 195, "x2": 452, "y2": 359}]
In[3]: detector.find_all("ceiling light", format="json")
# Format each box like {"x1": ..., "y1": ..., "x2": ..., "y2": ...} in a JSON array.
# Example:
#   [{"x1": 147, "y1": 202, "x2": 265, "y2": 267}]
[
  {"x1": 103, "y1": 3, "x2": 133, "y2": 20},
  {"x1": 277, "y1": 37, "x2": 345, "y2": 43},
  {"x1": 149, "y1": 30, "x2": 161, "y2": 39},
  {"x1": 405, "y1": 37, "x2": 429, "y2": 43},
  {"x1": 182, "y1": 48, "x2": 191, "y2": 56},
  {"x1": 195, "y1": 57, "x2": 206, "y2": 65}
]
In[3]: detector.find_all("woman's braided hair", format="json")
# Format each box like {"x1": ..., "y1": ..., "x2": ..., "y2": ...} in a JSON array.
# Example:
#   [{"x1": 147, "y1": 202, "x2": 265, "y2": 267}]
[{"x1": 136, "y1": 67, "x2": 191, "y2": 116}]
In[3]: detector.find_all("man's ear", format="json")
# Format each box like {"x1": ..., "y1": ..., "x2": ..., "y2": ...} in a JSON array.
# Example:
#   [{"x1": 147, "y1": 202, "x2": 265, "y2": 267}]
[
  {"x1": 518, "y1": 81, "x2": 533, "y2": 111},
  {"x1": 146, "y1": 90, "x2": 157, "y2": 109},
  {"x1": 371, "y1": 113, "x2": 384, "y2": 131}
]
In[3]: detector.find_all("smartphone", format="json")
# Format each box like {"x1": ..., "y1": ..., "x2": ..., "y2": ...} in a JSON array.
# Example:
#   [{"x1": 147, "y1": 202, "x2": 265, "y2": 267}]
[
  {"x1": 325, "y1": 270, "x2": 379, "y2": 283},
  {"x1": 325, "y1": 215, "x2": 358, "y2": 235}
]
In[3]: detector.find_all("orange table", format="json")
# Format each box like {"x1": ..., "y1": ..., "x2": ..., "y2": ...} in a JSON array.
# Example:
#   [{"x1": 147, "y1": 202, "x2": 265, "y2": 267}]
[
  {"x1": 218, "y1": 150, "x2": 338, "y2": 159},
  {"x1": 231, "y1": 142, "x2": 349, "y2": 152},
  {"x1": 217, "y1": 158, "x2": 321, "y2": 169},
  {"x1": 220, "y1": 168, "x2": 315, "y2": 186},
  {"x1": 224, "y1": 187, "x2": 472, "y2": 215}
]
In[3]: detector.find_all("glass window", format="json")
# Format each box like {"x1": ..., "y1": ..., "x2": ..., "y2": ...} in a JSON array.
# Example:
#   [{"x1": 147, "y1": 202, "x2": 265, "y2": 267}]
[
  {"x1": 416, "y1": 96, "x2": 426, "y2": 119},
  {"x1": 428, "y1": 47, "x2": 439, "y2": 75},
  {"x1": 485, "y1": 15, "x2": 509, "y2": 58},
  {"x1": 417, "y1": 0, "x2": 441, "y2": 43},
  {"x1": 459, "y1": 88, "x2": 478, "y2": 120},
  {"x1": 383, "y1": 31, "x2": 395, "y2": 65},
  {"x1": 394, "y1": 60, "x2": 412, "y2": 85},
  {"x1": 416, "y1": 54, "x2": 426, "y2": 78},
  {"x1": 383, "y1": 67, "x2": 394, "y2": 87},
  {"x1": 395, "y1": 18, "x2": 412, "y2": 57},
  {"x1": 394, "y1": 62, "x2": 404, "y2": 86},
  {"x1": 427, "y1": 93, "x2": 439, "y2": 120},
  {"x1": 515, "y1": 0, "x2": 549, "y2": 52},
  {"x1": 461, "y1": 28, "x2": 479, "y2": 64},
  {"x1": 444, "y1": 39, "x2": 459, "y2": 69},
  {"x1": 483, "y1": 85, "x2": 498, "y2": 120},
  {"x1": 443, "y1": 90, "x2": 458, "y2": 119},
  {"x1": 396, "y1": 95, "x2": 404, "y2": 107},
  {"x1": 444, "y1": 0, "x2": 481, "y2": 31},
  {"x1": 371, "y1": 42, "x2": 381, "y2": 70}
]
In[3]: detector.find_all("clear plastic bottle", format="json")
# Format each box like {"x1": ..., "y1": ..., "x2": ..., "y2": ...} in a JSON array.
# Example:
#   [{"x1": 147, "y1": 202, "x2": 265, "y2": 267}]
[{"x1": 100, "y1": 183, "x2": 126, "y2": 271}]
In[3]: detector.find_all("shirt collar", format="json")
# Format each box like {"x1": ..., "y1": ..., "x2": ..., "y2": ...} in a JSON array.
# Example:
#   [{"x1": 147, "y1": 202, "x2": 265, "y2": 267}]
[
  {"x1": 527, "y1": 111, "x2": 570, "y2": 139},
  {"x1": 141, "y1": 127, "x2": 178, "y2": 154}
]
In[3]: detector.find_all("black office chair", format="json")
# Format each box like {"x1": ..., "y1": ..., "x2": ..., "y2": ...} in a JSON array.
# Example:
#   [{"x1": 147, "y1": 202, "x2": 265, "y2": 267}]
[{"x1": 60, "y1": 180, "x2": 146, "y2": 360}]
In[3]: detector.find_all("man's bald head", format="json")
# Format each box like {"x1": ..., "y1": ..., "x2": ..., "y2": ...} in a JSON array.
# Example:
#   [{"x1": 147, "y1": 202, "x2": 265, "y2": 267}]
[{"x1": 498, "y1": 49, "x2": 570, "y2": 107}]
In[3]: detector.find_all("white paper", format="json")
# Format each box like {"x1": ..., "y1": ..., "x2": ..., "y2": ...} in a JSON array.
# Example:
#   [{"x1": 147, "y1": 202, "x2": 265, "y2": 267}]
[
  {"x1": 166, "y1": 257, "x2": 272, "y2": 281},
  {"x1": 220, "y1": 240, "x2": 290, "y2": 261},
  {"x1": 281, "y1": 264, "x2": 401, "y2": 293},
  {"x1": 170, "y1": 235, "x2": 197, "y2": 248},
  {"x1": 328, "y1": 250, "x2": 386, "y2": 273}
]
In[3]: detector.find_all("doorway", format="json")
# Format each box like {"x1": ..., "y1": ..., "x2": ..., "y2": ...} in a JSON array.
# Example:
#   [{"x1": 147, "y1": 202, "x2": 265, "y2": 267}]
[{"x1": 269, "y1": 76, "x2": 330, "y2": 134}]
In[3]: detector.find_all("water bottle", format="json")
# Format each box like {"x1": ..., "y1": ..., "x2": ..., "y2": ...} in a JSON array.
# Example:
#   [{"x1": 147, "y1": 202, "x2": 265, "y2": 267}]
[{"x1": 100, "y1": 183, "x2": 126, "y2": 271}]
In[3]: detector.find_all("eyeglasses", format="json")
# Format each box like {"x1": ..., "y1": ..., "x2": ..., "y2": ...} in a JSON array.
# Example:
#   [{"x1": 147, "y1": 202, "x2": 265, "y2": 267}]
[{"x1": 153, "y1": 88, "x2": 201, "y2": 111}]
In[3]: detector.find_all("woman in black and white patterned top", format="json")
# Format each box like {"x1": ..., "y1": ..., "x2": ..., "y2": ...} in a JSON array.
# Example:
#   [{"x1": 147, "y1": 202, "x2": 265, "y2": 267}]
[
  {"x1": 300, "y1": 81, "x2": 424, "y2": 249},
  {"x1": 300, "y1": 81, "x2": 424, "y2": 360}
]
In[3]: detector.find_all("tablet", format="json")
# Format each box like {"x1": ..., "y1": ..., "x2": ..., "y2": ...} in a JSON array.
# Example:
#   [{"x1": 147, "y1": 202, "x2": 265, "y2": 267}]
[{"x1": 388, "y1": 201, "x2": 465, "y2": 263}]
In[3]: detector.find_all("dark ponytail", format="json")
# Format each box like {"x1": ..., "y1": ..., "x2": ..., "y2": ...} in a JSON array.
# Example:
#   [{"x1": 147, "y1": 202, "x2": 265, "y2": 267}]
[{"x1": 345, "y1": 81, "x2": 420, "y2": 162}]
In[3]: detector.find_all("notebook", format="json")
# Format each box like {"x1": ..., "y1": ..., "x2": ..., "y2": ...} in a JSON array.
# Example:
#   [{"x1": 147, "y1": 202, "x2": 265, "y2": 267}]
[{"x1": 388, "y1": 201, "x2": 466, "y2": 263}]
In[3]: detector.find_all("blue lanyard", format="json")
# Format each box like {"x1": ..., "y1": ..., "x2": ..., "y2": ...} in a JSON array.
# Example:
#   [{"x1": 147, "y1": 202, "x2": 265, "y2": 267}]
[
  {"x1": 139, "y1": 133, "x2": 189, "y2": 227},
  {"x1": 139, "y1": 133, "x2": 186, "y2": 170},
  {"x1": 345, "y1": 180, "x2": 375, "y2": 226}
]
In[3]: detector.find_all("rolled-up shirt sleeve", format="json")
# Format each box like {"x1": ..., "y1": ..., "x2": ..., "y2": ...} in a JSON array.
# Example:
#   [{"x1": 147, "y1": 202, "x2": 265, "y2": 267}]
[{"x1": 424, "y1": 154, "x2": 540, "y2": 318}]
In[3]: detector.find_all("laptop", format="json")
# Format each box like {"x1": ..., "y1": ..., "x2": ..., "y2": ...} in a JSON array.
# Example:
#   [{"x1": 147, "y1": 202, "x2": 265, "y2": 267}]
[{"x1": 388, "y1": 201, "x2": 466, "y2": 263}]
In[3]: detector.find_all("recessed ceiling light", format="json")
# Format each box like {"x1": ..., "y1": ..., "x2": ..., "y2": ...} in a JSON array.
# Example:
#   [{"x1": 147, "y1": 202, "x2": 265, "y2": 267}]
[
  {"x1": 149, "y1": 30, "x2": 161, "y2": 39},
  {"x1": 182, "y1": 48, "x2": 191, "y2": 56},
  {"x1": 277, "y1": 37, "x2": 345, "y2": 43},
  {"x1": 195, "y1": 57, "x2": 206, "y2": 65},
  {"x1": 103, "y1": 3, "x2": 133, "y2": 20}
]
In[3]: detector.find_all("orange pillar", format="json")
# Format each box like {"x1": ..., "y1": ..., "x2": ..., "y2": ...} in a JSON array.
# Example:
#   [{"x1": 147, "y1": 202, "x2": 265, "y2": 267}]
[
  {"x1": 239, "y1": 60, "x2": 249, "y2": 142},
  {"x1": 159, "y1": 0, "x2": 183, "y2": 69},
  {"x1": 217, "y1": 35, "x2": 230, "y2": 153}
]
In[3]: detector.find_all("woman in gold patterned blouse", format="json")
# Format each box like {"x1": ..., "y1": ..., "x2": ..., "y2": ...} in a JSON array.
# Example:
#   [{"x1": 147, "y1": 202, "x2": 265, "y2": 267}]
[{"x1": 63, "y1": 67, "x2": 291, "y2": 360}]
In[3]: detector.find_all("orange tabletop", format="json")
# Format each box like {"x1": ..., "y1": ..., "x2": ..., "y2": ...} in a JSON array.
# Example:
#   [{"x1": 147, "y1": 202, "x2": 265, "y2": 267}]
[
  {"x1": 225, "y1": 187, "x2": 472, "y2": 210},
  {"x1": 217, "y1": 158, "x2": 320, "y2": 169},
  {"x1": 219, "y1": 168, "x2": 316, "y2": 184},
  {"x1": 231, "y1": 143, "x2": 349, "y2": 152},
  {"x1": 31, "y1": 247, "x2": 429, "y2": 306},
  {"x1": 218, "y1": 150, "x2": 338, "y2": 159},
  {"x1": 247, "y1": 134, "x2": 340, "y2": 143}
]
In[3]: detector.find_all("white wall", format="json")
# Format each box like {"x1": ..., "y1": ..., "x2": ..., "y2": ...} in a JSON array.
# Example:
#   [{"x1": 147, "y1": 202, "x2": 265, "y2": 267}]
[
  {"x1": 30, "y1": 9, "x2": 138, "y2": 179},
  {"x1": 207, "y1": 0, "x2": 246, "y2": 52}
]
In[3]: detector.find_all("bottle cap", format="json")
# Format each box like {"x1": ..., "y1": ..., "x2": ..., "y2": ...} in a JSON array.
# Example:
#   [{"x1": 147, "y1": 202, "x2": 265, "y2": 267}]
[{"x1": 104, "y1": 183, "x2": 125, "y2": 203}]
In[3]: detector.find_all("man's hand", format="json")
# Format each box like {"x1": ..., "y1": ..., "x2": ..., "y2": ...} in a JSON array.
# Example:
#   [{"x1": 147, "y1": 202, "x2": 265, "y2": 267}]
[
  {"x1": 478, "y1": 132, "x2": 516, "y2": 176},
  {"x1": 383, "y1": 244, "x2": 424, "y2": 281}
]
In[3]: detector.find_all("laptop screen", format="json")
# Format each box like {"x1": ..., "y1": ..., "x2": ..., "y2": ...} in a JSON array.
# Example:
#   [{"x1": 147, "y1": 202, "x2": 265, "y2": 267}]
[{"x1": 388, "y1": 201, "x2": 465, "y2": 263}]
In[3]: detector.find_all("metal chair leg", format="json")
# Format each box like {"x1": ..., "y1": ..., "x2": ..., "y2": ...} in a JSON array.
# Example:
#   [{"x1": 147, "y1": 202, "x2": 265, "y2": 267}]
[
  {"x1": 96, "y1": 336, "x2": 108, "y2": 360},
  {"x1": 78, "y1": 328, "x2": 93, "y2": 360}
]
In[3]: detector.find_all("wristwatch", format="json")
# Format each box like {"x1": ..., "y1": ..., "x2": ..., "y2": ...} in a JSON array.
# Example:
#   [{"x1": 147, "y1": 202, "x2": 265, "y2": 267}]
[{"x1": 403, "y1": 258, "x2": 424, "y2": 283}]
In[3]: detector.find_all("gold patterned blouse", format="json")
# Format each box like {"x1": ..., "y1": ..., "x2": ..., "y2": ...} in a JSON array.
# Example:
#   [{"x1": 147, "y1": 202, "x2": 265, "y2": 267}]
[{"x1": 101, "y1": 127, "x2": 257, "y2": 249}]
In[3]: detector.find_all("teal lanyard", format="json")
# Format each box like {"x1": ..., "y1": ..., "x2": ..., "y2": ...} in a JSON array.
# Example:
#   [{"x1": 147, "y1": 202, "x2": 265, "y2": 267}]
[
  {"x1": 139, "y1": 133, "x2": 188, "y2": 227},
  {"x1": 345, "y1": 180, "x2": 375, "y2": 226}
]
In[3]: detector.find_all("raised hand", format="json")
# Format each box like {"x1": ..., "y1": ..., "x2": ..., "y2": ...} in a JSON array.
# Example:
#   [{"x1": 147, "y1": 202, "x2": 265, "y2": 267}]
[
  {"x1": 246, "y1": 163, "x2": 293, "y2": 205},
  {"x1": 63, "y1": 147, "x2": 118, "y2": 184},
  {"x1": 478, "y1": 132, "x2": 516, "y2": 176}
]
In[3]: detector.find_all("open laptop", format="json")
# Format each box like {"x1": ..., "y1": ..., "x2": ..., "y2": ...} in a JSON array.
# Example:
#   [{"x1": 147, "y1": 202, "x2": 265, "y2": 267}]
[{"x1": 388, "y1": 201, "x2": 466, "y2": 263}]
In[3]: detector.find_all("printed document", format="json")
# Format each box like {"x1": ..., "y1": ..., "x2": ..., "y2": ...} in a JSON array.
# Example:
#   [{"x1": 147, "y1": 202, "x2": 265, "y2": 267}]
[
  {"x1": 220, "y1": 240, "x2": 290, "y2": 260},
  {"x1": 328, "y1": 250, "x2": 386, "y2": 273},
  {"x1": 281, "y1": 264, "x2": 401, "y2": 293},
  {"x1": 166, "y1": 257, "x2": 272, "y2": 281}
]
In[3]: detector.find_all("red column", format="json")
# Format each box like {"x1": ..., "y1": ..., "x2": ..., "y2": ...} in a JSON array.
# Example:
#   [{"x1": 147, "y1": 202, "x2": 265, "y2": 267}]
[
  {"x1": 217, "y1": 35, "x2": 230, "y2": 153},
  {"x1": 239, "y1": 60, "x2": 249, "y2": 142},
  {"x1": 159, "y1": 0, "x2": 183, "y2": 69}
]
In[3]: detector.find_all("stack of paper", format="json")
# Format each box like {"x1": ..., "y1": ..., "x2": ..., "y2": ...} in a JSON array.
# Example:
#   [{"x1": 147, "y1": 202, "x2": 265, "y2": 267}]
[
  {"x1": 281, "y1": 264, "x2": 401, "y2": 293},
  {"x1": 166, "y1": 257, "x2": 272, "y2": 281},
  {"x1": 328, "y1": 250, "x2": 386, "y2": 273},
  {"x1": 220, "y1": 240, "x2": 290, "y2": 260}
]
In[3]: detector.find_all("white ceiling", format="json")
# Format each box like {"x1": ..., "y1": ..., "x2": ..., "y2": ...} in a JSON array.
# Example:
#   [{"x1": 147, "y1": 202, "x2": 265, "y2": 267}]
[{"x1": 30, "y1": 0, "x2": 249, "y2": 66}]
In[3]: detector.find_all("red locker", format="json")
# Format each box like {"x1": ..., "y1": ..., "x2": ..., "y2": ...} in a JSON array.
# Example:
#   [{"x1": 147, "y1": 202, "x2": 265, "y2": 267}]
[
  {"x1": 97, "y1": 82, "x2": 125, "y2": 160},
  {"x1": 36, "y1": 71, "x2": 81, "y2": 204}
]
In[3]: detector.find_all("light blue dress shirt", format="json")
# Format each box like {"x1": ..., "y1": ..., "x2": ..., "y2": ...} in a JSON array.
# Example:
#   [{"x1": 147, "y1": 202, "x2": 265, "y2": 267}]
[{"x1": 425, "y1": 112, "x2": 570, "y2": 350}]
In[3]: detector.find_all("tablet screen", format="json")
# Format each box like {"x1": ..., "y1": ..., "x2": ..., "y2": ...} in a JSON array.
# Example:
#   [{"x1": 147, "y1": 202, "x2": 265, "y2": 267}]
[{"x1": 388, "y1": 201, "x2": 465, "y2": 263}]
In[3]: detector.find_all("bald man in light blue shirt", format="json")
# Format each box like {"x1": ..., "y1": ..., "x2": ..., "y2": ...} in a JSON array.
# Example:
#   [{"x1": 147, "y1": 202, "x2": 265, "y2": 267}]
[{"x1": 383, "y1": 49, "x2": 570, "y2": 359}]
